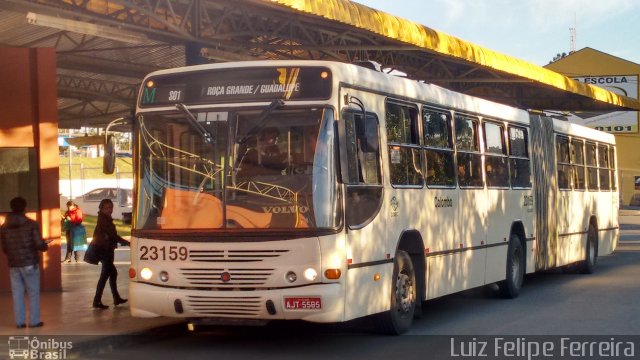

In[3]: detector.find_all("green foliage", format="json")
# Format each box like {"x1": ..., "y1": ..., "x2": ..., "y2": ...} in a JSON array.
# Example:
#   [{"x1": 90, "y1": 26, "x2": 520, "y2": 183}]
[{"x1": 59, "y1": 157, "x2": 132, "y2": 180}]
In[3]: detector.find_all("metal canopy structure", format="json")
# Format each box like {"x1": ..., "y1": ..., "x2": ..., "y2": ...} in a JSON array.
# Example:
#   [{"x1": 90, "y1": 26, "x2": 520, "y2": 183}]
[{"x1": 1, "y1": 0, "x2": 638, "y2": 129}]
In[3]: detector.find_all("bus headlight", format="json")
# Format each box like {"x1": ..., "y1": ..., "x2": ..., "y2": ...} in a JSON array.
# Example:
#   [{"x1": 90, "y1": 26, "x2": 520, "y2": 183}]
[
  {"x1": 159, "y1": 271, "x2": 169, "y2": 282},
  {"x1": 303, "y1": 268, "x2": 318, "y2": 281},
  {"x1": 140, "y1": 267, "x2": 153, "y2": 281}
]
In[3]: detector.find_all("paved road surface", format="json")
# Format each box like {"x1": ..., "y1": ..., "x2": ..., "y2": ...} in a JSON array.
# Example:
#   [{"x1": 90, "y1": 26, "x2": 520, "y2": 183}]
[{"x1": 87, "y1": 213, "x2": 640, "y2": 359}]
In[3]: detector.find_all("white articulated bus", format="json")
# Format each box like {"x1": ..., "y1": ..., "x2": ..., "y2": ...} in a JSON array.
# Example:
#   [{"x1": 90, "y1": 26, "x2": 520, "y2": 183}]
[{"x1": 107, "y1": 60, "x2": 618, "y2": 334}]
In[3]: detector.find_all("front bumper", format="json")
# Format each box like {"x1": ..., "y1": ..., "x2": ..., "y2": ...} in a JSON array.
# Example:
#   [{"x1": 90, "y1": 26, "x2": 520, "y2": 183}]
[{"x1": 129, "y1": 281, "x2": 344, "y2": 323}]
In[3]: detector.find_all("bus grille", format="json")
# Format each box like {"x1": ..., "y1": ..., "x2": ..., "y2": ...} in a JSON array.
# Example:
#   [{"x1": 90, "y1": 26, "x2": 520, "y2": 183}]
[
  {"x1": 188, "y1": 249, "x2": 289, "y2": 262},
  {"x1": 185, "y1": 295, "x2": 262, "y2": 317},
  {"x1": 179, "y1": 268, "x2": 274, "y2": 287}
]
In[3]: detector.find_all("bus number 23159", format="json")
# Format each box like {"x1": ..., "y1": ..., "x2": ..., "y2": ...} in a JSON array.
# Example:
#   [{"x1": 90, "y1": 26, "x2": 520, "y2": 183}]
[{"x1": 139, "y1": 245, "x2": 188, "y2": 261}]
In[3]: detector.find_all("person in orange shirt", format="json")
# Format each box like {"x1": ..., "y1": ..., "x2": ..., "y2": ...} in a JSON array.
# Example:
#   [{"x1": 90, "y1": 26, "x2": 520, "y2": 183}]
[{"x1": 62, "y1": 201, "x2": 83, "y2": 263}]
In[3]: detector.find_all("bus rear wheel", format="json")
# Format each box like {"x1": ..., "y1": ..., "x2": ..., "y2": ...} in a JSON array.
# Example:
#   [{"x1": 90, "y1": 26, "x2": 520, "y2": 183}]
[
  {"x1": 498, "y1": 235, "x2": 524, "y2": 299},
  {"x1": 376, "y1": 250, "x2": 416, "y2": 334},
  {"x1": 579, "y1": 225, "x2": 598, "y2": 274}
]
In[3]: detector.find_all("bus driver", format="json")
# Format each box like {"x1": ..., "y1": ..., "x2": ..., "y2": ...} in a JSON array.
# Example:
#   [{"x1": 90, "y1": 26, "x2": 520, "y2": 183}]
[{"x1": 238, "y1": 127, "x2": 287, "y2": 176}]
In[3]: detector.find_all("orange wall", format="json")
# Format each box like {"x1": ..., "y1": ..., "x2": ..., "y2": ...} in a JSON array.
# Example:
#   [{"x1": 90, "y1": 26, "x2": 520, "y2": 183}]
[{"x1": 0, "y1": 48, "x2": 61, "y2": 291}]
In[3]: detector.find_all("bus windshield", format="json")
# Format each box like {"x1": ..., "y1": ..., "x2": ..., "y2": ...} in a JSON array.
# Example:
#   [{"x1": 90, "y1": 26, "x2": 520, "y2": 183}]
[{"x1": 135, "y1": 106, "x2": 340, "y2": 231}]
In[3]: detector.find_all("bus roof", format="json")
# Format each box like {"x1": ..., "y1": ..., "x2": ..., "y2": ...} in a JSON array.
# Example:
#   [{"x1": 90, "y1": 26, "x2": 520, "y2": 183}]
[
  {"x1": 552, "y1": 117, "x2": 616, "y2": 144},
  {"x1": 141, "y1": 60, "x2": 530, "y2": 124},
  {"x1": 140, "y1": 60, "x2": 620, "y2": 142}
]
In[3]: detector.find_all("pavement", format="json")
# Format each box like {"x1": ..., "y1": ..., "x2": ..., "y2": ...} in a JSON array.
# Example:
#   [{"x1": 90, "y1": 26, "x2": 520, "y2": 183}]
[
  {"x1": 1, "y1": 210, "x2": 639, "y2": 358},
  {"x1": 619, "y1": 208, "x2": 640, "y2": 242},
  {"x1": 0, "y1": 244, "x2": 185, "y2": 358}
]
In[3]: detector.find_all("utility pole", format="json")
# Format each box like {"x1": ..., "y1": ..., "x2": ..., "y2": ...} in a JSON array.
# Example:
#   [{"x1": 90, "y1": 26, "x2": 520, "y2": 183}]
[{"x1": 569, "y1": 14, "x2": 576, "y2": 53}]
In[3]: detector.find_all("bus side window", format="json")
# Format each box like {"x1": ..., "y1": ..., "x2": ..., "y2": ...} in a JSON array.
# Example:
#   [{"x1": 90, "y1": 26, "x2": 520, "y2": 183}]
[
  {"x1": 585, "y1": 141, "x2": 598, "y2": 191},
  {"x1": 339, "y1": 110, "x2": 383, "y2": 228},
  {"x1": 598, "y1": 144, "x2": 611, "y2": 190},
  {"x1": 386, "y1": 101, "x2": 422, "y2": 186},
  {"x1": 455, "y1": 115, "x2": 483, "y2": 188},
  {"x1": 508, "y1": 126, "x2": 531, "y2": 188},
  {"x1": 571, "y1": 138, "x2": 586, "y2": 190},
  {"x1": 556, "y1": 136, "x2": 572, "y2": 190},
  {"x1": 423, "y1": 107, "x2": 455, "y2": 187},
  {"x1": 483, "y1": 121, "x2": 509, "y2": 188},
  {"x1": 609, "y1": 147, "x2": 617, "y2": 191}
]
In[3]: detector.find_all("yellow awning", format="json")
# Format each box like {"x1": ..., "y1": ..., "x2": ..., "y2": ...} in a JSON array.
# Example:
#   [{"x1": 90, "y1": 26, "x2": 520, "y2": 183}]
[{"x1": 267, "y1": 0, "x2": 640, "y2": 111}]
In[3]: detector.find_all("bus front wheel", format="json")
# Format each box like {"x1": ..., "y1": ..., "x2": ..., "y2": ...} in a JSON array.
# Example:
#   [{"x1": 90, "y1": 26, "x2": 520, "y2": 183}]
[
  {"x1": 376, "y1": 250, "x2": 416, "y2": 334},
  {"x1": 498, "y1": 235, "x2": 524, "y2": 299}
]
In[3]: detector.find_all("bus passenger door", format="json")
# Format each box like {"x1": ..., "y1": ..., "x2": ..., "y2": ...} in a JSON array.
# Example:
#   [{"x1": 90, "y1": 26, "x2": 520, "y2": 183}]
[{"x1": 338, "y1": 108, "x2": 387, "y2": 320}]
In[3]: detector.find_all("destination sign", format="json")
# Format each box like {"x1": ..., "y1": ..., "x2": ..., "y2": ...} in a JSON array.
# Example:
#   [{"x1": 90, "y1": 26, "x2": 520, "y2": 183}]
[{"x1": 140, "y1": 66, "x2": 332, "y2": 107}]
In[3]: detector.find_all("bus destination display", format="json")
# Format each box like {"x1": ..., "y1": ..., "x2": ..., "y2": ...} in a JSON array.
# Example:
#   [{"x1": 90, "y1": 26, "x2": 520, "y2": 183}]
[{"x1": 140, "y1": 67, "x2": 331, "y2": 107}]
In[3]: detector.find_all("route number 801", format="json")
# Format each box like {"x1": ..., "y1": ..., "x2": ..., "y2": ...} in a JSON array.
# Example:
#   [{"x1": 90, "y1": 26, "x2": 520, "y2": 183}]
[
  {"x1": 168, "y1": 90, "x2": 182, "y2": 101},
  {"x1": 139, "y1": 245, "x2": 188, "y2": 261}
]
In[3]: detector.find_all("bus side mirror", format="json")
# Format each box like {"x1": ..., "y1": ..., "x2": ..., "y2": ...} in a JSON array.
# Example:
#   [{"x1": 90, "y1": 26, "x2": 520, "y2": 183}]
[
  {"x1": 103, "y1": 135, "x2": 116, "y2": 174},
  {"x1": 103, "y1": 116, "x2": 131, "y2": 175}
]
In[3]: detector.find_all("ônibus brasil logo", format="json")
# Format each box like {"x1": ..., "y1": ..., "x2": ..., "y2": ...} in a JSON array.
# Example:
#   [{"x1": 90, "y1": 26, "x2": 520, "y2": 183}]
[{"x1": 8, "y1": 336, "x2": 73, "y2": 360}]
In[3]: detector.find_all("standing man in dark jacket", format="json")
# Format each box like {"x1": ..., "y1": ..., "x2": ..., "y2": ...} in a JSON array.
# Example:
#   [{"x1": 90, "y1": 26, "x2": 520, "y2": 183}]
[{"x1": 0, "y1": 197, "x2": 49, "y2": 328}]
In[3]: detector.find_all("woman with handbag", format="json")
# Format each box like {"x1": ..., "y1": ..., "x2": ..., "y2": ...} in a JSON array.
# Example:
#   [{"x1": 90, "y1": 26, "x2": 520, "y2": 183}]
[{"x1": 92, "y1": 198, "x2": 130, "y2": 309}]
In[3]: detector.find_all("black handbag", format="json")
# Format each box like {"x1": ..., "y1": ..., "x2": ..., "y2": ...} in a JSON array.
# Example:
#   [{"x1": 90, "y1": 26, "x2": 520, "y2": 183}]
[{"x1": 83, "y1": 240, "x2": 100, "y2": 265}]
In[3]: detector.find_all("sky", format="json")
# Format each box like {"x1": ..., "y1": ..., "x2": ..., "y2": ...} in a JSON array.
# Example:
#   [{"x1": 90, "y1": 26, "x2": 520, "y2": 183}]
[{"x1": 355, "y1": 0, "x2": 640, "y2": 67}]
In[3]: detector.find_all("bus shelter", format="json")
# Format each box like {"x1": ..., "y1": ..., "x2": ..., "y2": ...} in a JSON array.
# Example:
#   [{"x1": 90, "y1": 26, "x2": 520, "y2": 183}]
[{"x1": 0, "y1": 0, "x2": 639, "y2": 291}]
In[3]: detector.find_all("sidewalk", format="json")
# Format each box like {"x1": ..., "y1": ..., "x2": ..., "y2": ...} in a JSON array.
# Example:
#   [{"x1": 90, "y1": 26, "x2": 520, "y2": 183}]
[
  {"x1": 619, "y1": 209, "x2": 640, "y2": 242},
  {"x1": 619, "y1": 208, "x2": 640, "y2": 216},
  {"x1": 0, "y1": 255, "x2": 185, "y2": 356}
]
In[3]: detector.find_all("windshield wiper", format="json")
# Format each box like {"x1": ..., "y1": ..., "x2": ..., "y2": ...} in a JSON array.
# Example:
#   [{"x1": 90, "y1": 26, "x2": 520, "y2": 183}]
[
  {"x1": 175, "y1": 103, "x2": 214, "y2": 144},
  {"x1": 237, "y1": 99, "x2": 285, "y2": 144}
]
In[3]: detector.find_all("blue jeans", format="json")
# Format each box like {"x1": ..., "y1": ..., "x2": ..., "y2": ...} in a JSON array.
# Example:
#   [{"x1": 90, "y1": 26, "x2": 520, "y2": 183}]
[{"x1": 9, "y1": 265, "x2": 41, "y2": 326}]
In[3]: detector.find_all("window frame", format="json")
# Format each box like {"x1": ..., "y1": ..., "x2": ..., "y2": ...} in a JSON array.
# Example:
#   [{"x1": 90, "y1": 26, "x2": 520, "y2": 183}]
[
  {"x1": 0, "y1": 147, "x2": 40, "y2": 213},
  {"x1": 483, "y1": 120, "x2": 510, "y2": 189},
  {"x1": 507, "y1": 125, "x2": 532, "y2": 189},
  {"x1": 570, "y1": 138, "x2": 586, "y2": 191},
  {"x1": 422, "y1": 105, "x2": 456, "y2": 189},
  {"x1": 598, "y1": 143, "x2": 611, "y2": 191},
  {"x1": 585, "y1": 141, "x2": 599, "y2": 191},
  {"x1": 609, "y1": 146, "x2": 617, "y2": 191},
  {"x1": 556, "y1": 135, "x2": 572, "y2": 191},
  {"x1": 385, "y1": 100, "x2": 423, "y2": 188},
  {"x1": 339, "y1": 108, "x2": 384, "y2": 230},
  {"x1": 339, "y1": 110, "x2": 383, "y2": 186},
  {"x1": 455, "y1": 114, "x2": 483, "y2": 189}
]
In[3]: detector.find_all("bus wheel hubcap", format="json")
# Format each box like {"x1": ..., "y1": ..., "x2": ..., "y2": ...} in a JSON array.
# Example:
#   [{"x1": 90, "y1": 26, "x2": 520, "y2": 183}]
[
  {"x1": 395, "y1": 272, "x2": 414, "y2": 314},
  {"x1": 511, "y1": 250, "x2": 521, "y2": 284}
]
